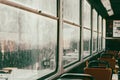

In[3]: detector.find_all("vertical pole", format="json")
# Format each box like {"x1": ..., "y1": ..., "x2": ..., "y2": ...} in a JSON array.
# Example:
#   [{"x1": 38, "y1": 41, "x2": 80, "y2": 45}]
[{"x1": 57, "y1": 0, "x2": 64, "y2": 74}]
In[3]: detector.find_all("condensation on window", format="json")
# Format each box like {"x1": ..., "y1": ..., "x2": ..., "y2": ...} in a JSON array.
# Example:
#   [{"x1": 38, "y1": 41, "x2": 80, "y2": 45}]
[
  {"x1": 99, "y1": 16, "x2": 102, "y2": 33},
  {"x1": 63, "y1": 23, "x2": 80, "y2": 66},
  {"x1": 83, "y1": 29, "x2": 91, "y2": 57},
  {"x1": 93, "y1": 9, "x2": 98, "y2": 31},
  {"x1": 82, "y1": 0, "x2": 91, "y2": 29},
  {"x1": 11, "y1": 0, "x2": 57, "y2": 16},
  {"x1": 63, "y1": 0, "x2": 80, "y2": 24},
  {"x1": 0, "y1": 4, "x2": 57, "y2": 80},
  {"x1": 93, "y1": 32, "x2": 97, "y2": 53}
]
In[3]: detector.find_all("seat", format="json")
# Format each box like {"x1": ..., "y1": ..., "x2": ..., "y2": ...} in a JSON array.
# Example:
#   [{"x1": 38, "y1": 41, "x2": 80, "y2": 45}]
[
  {"x1": 99, "y1": 58, "x2": 116, "y2": 70},
  {"x1": 58, "y1": 73, "x2": 94, "y2": 80},
  {"x1": 100, "y1": 53, "x2": 114, "y2": 58},
  {"x1": 84, "y1": 60, "x2": 112, "y2": 80},
  {"x1": 105, "y1": 50, "x2": 118, "y2": 59},
  {"x1": 99, "y1": 53, "x2": 116, "y2": 72}
]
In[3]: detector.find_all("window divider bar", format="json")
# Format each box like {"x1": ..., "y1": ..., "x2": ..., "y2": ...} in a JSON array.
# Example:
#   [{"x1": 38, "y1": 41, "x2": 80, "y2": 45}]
[{"x1": 63, "y1": 20, "x2": 81, "y2": 27}]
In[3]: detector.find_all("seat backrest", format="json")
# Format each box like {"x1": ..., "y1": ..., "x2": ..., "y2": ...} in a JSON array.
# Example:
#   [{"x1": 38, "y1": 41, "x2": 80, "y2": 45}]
[
  {"x1": 84, "y1": 60, "x2": 112, "y2": 80},
  {"x1": 100, "y1": 53, "x2": 114, "y2": 58},
  {"x1": 99, "y1": 58, "x2": 116, "y2": 70},
  {"x1": 58, "y1": 73, "x2": 94, "y2": 80},
  {"x1": 87, "y1": 60, "x2": 110, "y2": 68},
  {"x1": 84, "y1": 68, "x2": 112, "y2": 80}
]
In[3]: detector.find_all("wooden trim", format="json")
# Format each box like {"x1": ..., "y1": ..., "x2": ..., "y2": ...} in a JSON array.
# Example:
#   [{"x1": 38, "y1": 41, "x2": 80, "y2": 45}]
[{"x1": 63, "y1": 20, "x2": 81, "y2": 27}]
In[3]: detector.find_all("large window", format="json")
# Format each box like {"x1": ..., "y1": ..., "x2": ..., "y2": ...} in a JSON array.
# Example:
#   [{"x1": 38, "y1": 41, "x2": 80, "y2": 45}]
[
  {"x1": 92, "y1": 9, "x2": 98, "y2": 53},
  {"x1": 103, "y1": 19, "x2": 106, "y2": 49},
  {"x1": 63, "y1": 0, "x2": 80, "y2": 24},
  {"x1": 0, "y1": 0, "x2": 106, "y2": 79},
  {"x1": 83, "y1": 29, "x2": 91, "y2": 57},
  {"x1": 99, "y1": 16, "x2": 102, "y2": 33},
  {"x1": 63, "y1": 23, "x2": 80, "y2": 66},
  {"x1": 63, "y1": 0, "x2": 80, "y2": 66},
  {"x1": 98, "y1": 16, "x2": 102, "y2": 50},
  {"x1": 98, "y1": 34, "x2": 102, "y2": 50},
  {"x1": 82, "y1": 0, "x2": 91, "y2": 57},
  {"x1": 93, "y1": 9, "x2": 97, "y2": 31},
  {"x1": 82, "y1": 0, "x2": 91, "y2": 29},
  {"x1": 93, "y1": 32, "x2": 97, "y2": 53},
  {"x1": 0, "y1": 3, "x2": 57, "y2": 80}
]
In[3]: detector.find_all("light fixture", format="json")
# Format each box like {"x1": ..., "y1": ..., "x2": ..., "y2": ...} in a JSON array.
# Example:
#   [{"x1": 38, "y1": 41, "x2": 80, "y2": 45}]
[
  {"x1": 101, "y1": 0, "x2": 114, "y2": 16},
  {"x1": 107, "y1": 9, "x2": 114, "y2": 16}
]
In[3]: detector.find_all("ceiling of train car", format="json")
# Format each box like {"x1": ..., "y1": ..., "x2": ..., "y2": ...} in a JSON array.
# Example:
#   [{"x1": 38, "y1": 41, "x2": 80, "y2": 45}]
[{"x1": 88, "y1": 0, "x2": 120, "y2": 20}]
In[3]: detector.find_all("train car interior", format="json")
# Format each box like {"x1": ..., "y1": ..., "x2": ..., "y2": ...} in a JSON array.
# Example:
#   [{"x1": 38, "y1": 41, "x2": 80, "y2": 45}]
[{"x1": 0, "y1": 0, "x2": 120, "y2": 80}]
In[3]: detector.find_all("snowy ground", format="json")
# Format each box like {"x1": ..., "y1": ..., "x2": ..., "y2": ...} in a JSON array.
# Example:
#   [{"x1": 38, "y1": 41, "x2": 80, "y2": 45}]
[{"x1": 0, "y1": 68, "x2": 53, "y2": 80}]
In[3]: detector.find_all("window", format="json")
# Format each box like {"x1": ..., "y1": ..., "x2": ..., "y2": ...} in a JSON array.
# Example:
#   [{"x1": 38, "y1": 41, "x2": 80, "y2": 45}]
[
  {"x1": 83, "y1": 29, "x2": 91, "y2": 57},
  {"x1": 63, "y1": 0, "x2": 80, "y2": 24},
  {"x1": 62, "y1": 0, "x2": 80, "y2": 66},
  {"x1": 93, "y1": 32, "x2": 97, "y2": 53},
  {"x1": 99, "y1": 16, "x2": 102, "y2": 33},
  {"x1": 103, "y1": 19, "x2": 106, "y2": 49},
  {"x1": 82, "y1": 0, "x2": 91, "y2": 57},
  {"x1": 92, "y1": 9, "x2": 98, "y2": 53},
  {"x1": 63, "y1": 23, "x2": 80, "y2": 66},
  {"x1": 103, "y1": 38, "x2": 106, "y2": 49},
  {"x1": 82, "y1": 0, "x2": 91, "y2": 29},
  {"x1": 11, "y1": 0, "x2": 57, "y2": 16},
  {"x1": 0, "y1": 4, "x2": 57, "y2": 79},
  {"x1": 98, "y1": 16, "x2": 102, "y2": 50},
  {"x1": 98, "y1": 34, "x2": 102, "y2": 50},
  {"x1": 93, "y1": 9, "x2": 97, "y2": 31}
]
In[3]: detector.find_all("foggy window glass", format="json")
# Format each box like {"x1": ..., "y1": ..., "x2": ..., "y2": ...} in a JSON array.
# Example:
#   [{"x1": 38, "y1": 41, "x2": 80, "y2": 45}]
[
  {"x1": 11, "y1": 0, "x2": 57, "y2": 16},
  {"x1": 98, "y1": 33, "x2": 102, "y2": 50},
  {"x1": 63, "y1": 23, "x2": 80, "y2": 66},
  {"x1": 0, "y1": 4, "x2": 57, "y2": 80},
  {"x1": 37, "y1": 16, "x2": 57, "y2": 78},
  {"x1": 103, "y1": 38, "x2": 105, "y2": 49},
  {"x1": 93, "y1": 32, "x2": 97, "y2": 53},
  {"x1": 83, "y1": 29, "x2": 91, "y2": 57},
  {"x1": 103, "y1": 19, "x2": 106, "y2": 38},
  {"x1": 0, "y1": 4, "x2": 19, "y2": 50},
  {"x1": 99, "y1": 16, "x2": 102, "y2": 33},
  {"x1": 63, "y1": 0, "x2": 80, "y2": 24},
  {"x1": 82, "y1": 0, "x2": 91, "y2": 29},
  {"x1": 98, "y1": 16, "x2": 102, "y2": 50},
  {"x1": 103, "y1": 19, "x2": 106, "y2": 49},
  {"x1": 93, "y1": 9, "x2": 97, "y2": 31}
]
